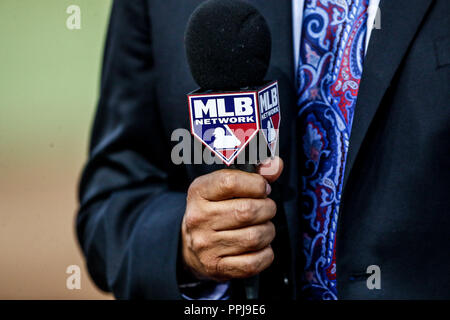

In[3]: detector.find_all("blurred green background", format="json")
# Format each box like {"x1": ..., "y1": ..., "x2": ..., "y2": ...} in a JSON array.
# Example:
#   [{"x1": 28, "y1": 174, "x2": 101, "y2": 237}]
[{"x1": 0, "y1": 0, "x2": 113, "y2": 299}]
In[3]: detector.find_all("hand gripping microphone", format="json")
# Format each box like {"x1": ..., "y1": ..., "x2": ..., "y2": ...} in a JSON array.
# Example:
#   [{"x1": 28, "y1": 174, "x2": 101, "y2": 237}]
[{"x1": 184, "y1": 0, "x2": 281, "y2": 299}]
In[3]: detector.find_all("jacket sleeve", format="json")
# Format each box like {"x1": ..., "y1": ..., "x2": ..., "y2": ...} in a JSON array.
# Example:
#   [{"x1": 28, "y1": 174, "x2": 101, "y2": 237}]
[{"x1": 76, "y1": 0, "x2": 186, "y2": 299}]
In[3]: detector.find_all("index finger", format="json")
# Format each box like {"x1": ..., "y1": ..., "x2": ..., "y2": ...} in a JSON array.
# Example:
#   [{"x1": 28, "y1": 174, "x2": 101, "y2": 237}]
[{"x1": 190, "y1": 169, "x2": 270, "y2": 201}]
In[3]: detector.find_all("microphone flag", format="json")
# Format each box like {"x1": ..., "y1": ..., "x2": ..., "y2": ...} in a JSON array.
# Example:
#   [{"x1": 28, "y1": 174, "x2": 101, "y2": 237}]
[{"x1": 188, "y1": 81, "x2": 280, "y2": 166}]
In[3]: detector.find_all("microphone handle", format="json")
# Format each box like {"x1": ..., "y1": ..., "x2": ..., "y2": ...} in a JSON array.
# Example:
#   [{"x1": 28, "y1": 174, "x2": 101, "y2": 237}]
[{"x1": 229, "y1": 162, "x2": 259, "y2": 300}]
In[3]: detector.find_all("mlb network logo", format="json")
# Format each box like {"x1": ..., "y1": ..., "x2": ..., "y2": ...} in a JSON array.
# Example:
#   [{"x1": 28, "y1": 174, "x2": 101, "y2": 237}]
[{"x1": 188, "y1": 81, "x2": 280, "y2": 166}]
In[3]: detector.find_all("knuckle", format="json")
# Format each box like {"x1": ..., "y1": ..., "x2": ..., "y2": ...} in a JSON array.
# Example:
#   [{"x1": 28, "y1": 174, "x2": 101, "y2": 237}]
[
  {"x1": 204, "y1": 257, "x2": 222, "y2": 279},
  {"x1": 214, "y1": 259, "x2": 231, "y2": 281},
  {"x1": 242, "y1": 260, "x2": 258, "y2": 276},
  {"x1": 234, "y1": 201, "x2": 254, "y2": 223},
  {"x1": 187, "y1": 177, "x2": 202, "y2": 200},
  {"x1": 191, "y1": 234, "x2": 209, "y2": 252},
  {"x1": 202, "y1": 256, "x2": 213, "y2": 272},
  {"x1": 188, "y1": 177, "x2": 200, "y2": 193},
  {"x1": 212, "y1": 260, "x2": 222, "y2": 276},
  {"x1": 219, "y1": 171, "x2": 237, "y2": 193},
  {"x1": 242, "y1": 248, "x2": 274, "y2": 277},
  {"x1": 184, "y1": 212, "x2": 201, "y2": 230},
  {"x1": 244, "y1": 228, "x2": 261, "y2": 249}
]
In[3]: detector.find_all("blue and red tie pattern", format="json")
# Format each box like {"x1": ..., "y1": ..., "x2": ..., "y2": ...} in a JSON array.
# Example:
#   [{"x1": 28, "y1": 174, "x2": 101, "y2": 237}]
[{"x1": 297, "y1": 0, "x2": 369, "y2": 300}]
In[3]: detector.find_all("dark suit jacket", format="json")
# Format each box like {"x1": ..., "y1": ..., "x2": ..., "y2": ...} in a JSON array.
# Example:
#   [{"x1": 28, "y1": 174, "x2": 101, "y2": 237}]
[{"x1": 77, "y1": 0, "x2": 450, "y2": 299}]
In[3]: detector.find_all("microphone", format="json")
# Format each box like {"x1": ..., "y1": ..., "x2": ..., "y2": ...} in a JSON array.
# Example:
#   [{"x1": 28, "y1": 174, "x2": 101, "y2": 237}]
[
  {"x1": 185, "y1": 0, "x2": 281, "y2": 174},
  {"x1": 185, "y1": 0, "x2": 281, "y2": 299},
  {"x1": 185, "y1": 0, "x2": 271, "y2": 91}
]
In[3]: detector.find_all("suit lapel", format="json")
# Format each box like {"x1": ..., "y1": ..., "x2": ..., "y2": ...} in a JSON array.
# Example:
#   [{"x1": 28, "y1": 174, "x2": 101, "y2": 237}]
[
  {"x1": 342, "y1": 0, "x2": 435, "y2": 191},
  {"x1": 251, "y1": 0, "x2": 295, "y2": 83}
]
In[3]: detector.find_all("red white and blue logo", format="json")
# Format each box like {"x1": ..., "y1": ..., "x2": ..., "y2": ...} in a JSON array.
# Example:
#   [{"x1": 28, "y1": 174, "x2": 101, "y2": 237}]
[
  {"x1": 258, "y1": 82, "x2": 280, "y2": 157},
  {"x1": 188, "y1": 92, "x2": 260, "y2": 165},
  {"x1": 188, "y1": 81, "x2": 280, "y2": 166}
]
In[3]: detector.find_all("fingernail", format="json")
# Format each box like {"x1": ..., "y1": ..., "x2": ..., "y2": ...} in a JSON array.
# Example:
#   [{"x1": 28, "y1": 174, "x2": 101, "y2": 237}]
[
  {"x1": 260, "y1": 157, "x2": 273, "y2": 167},
  {"x1": 266, "y1": 183, "x2": 272, "y2": 195}
]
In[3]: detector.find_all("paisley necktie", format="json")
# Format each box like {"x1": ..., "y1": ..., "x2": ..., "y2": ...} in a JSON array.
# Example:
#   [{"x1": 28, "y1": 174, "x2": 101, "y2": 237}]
[{"x1": 296, "y1": 0, "x2": 369, "y2": 300}]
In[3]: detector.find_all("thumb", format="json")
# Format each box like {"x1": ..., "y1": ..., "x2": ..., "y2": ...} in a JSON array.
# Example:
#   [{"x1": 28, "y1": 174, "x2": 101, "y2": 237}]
[{"x1": 257, "y1": 157, "x2": 284, "y2": 184}]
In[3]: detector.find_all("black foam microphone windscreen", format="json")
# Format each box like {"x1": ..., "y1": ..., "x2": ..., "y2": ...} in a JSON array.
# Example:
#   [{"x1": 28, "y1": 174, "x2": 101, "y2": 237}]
[{"x1": 185, "y1": 0, "x2": 272, "y2": 90}]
